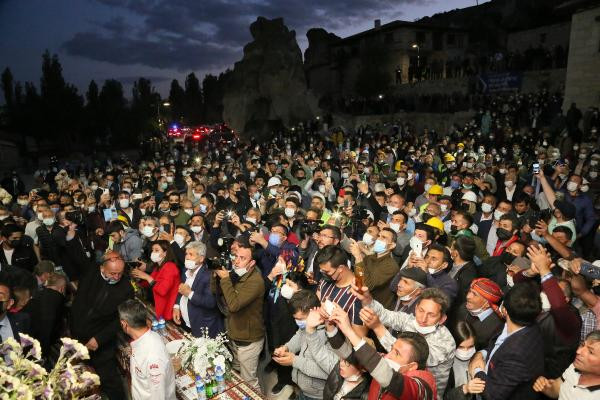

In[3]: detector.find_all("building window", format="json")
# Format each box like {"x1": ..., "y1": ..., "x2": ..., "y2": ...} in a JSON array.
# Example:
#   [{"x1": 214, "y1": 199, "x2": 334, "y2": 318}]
[
  {"x1": 540, "y1": 33, "x2": 547, "y2": 43},
  {"x1": 447, "y1": 34, "x2": 456, "y2": 46},
  {"x1": 384, "y1": 33, "x2": 394, "y2": 44}
]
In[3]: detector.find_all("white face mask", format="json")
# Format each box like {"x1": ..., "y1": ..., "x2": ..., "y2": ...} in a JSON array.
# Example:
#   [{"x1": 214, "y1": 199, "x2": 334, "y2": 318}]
[
  {"x1": 540, "y1": 292, "x2": 551, "y2": 312},
  {"x1": 150, "y1": 251, "x2": 163, "y2": 263},
  {"x1": 399, "y1": 287, "x2": 418, "y2": 302},
  {"x1": 506, "y1": 274, "x2": 514, "y2": 287},
  {"x1": 280, "y1": 284, "x2": 295, "y2": 300},
  {"x1": 119, "y1": 199, "x2": 130, "y2": 208},
  {"x1": 345, "y1": 373, "x2": 362, "y2": 382},
  {"x1": 245, "y1": 216, "x2": 257, "y2": 225},
  {"x1": 43, "y1": 217, "x2": 55, "y2": 226},
  {"x1": 174, "y1": 233, "x2": 185, "y2": 247},
  {"x1": 284, "y1": 207, "x2": 295, "y2": 218},
  {"x1": 318, "y1": 185, "x2": 326, "y2": 194},
  {"x1": 233, "y1": 267, "x2": 247, "y2": 277},
  {"x1": 481, "y1": 203, "x2": 493, "y2": 214},
  {"x1": 440, "y1": 204, "x2": 448, "y2": 213},
  {"x1": 455, "y1": 347, "x2": 476, "y2": 361},
  {"x1": 504, "y1": 180, "x2": 514, "y2": 188},
  {"x1": 184, "y1": 259, "x2": 197, "y2": 269},
  {"x1": 387, "y1": 205, "x2": 399, "y2": 214},
  {"x1": 428, "y1": 268, "x2": 438, "y2": 275},
  {"x1": 88, "y1": 205, "x2": 96, "y2": 213},
  {"x1": 493, "y1": 210, "x2": 504, "y2": 220},
  {"x1": 362, "y1": 232, "x2": 374, "y2": 245},
  {"x1": 389, "y1": 222, "x2": 401, "y2": 233},
  {"x1": 413, "y1": 319, "x2": 437, "y2": 335},
  {"x1": 37, "y1": 212, "x2": 44, "y2": 221},
  {"x1": 397, "y1": 177, "x2": 406, "y2": 186},
  {"x1": 184, "y1": 208, "x2": 194, "y2": 216},
  {"x1": 408, "y1": 208, "x2": 417, "y2": 217},
  {"x1": 384, "y1": 358, "x2": 402, "y2": 372},
  {"x1": 191, "y1": 226, "x2": 203, "y2": 234},
  {"x1": 566, "y1": 181, "x2": 579, "y2": 192},
  {"x1": 142, "y1": 226, "x2": 156, "y2": 238}
]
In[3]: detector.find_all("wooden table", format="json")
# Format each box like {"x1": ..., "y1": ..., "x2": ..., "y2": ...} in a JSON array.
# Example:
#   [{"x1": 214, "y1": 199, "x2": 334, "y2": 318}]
[{"x1": 116, "y1": 299, "x2": 265, "y2": 400}]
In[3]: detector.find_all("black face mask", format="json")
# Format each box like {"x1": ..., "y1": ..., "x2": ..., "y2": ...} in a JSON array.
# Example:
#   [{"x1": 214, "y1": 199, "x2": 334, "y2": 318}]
[
  {"x1": 169, "y1": 203, "x2": 180, "y2": 211},
  {"x1": 9, "y1": 239, "x2": 21, "y2": 248},
  {"x1": 500, "y1": 251, "x2": 516, "y2": 265},
  {"x1": 496, "y1": 228, "x2": 513, "y2": 241}
]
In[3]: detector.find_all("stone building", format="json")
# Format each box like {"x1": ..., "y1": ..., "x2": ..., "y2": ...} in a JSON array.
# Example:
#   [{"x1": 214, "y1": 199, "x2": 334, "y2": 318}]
[
  {"x1": 305, "y1": 19, "x2": 469, "y2": 98},
  {"x1": 562, "y1": 0, "x2": 600, "y2": 110}
]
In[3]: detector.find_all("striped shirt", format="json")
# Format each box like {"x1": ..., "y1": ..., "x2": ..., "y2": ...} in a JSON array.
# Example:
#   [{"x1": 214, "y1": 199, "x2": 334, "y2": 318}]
[{"x1": 318, "y1": 280, "x2": 363, "y2": 325}]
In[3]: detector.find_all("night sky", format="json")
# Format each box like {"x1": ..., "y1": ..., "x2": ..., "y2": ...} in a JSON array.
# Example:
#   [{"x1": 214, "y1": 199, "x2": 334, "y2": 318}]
[{"x1": 0, "y1": 0, "x2": 487, "y2": 97}]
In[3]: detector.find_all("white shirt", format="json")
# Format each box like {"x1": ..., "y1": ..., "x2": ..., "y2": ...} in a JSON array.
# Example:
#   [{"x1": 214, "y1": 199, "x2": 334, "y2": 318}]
[
  {"x1": 559, "y1": 364, "x2": 600, "y2": 400},
  {"x1": 130, "y1": 329, "x2": 176, "y2": 400},
  {"x1": 177, "y1": 266, "x2": 201, "y2": 328},
  {"x1": 2, "y1": 248, "x2": 14, "y2": 265}
]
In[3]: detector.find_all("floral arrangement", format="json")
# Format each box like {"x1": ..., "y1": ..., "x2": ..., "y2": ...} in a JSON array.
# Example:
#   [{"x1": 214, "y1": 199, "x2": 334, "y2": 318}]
[
  {"x1": 0, "y1": 335, "x2": 101, "y2": 400},
  {"x1": 177, "y1": 329, "x2": 232, "y2": 377}
]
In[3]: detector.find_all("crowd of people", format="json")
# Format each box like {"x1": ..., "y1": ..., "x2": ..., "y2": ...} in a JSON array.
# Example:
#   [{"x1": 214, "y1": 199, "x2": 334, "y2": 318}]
[{"x1": 1, "y1": 89, "x2": 600, "y2": 400}]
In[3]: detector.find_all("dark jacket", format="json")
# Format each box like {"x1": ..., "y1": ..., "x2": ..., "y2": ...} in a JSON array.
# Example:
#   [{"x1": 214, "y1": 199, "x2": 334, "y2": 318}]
[
  {"x1": 476, "y1": 324, "x2": 544, "y2": 400},
  {"x1": 70, "y1": 268, "x2": 134, "y2": 348},
  {"x1": 361, "y1": 253, "x2": 400, "y2": 310},
  {"x1": 5, "y1": 311, "x2": 30, "y2": 342},
  {"x1": 0, "y1": 242, "x2": 38, "y2": 272},
  {"x1": 28, "y1": 287, "x2": 65, "y2": 356},
  {"x1": 218, "y1": 267, "x2": 265, "y2": 343},
  {"x1": 451, "y1": 305, "x2": 504, "y2": 351},
  {"x1": 176, "y1": 266, "x2": 224, "y2": 338},
  {"x1": 323, "y1": 362, "x2": 370, "y2": 400},
  {"x1": 451, "y1": 261, "x2": 478, "y2": 307}
]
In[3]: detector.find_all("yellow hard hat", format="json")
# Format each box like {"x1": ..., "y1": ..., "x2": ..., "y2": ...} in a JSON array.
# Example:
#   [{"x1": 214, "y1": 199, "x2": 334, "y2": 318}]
[
  {"x1": 425, "y1": 217, "x2": 444, "y2": 232},
  {"x1": 394, "y1": 160, "x2": 403, "y2": 171},
  {"x1": 428, "y1": 184, "x2": 443, "y2": 195},
  {"x1": 443, "y1": 153, "x2": 455, "y2": 162},
  {"x1": 457, "y1": 142, "x2": 465, "y2": 148}
]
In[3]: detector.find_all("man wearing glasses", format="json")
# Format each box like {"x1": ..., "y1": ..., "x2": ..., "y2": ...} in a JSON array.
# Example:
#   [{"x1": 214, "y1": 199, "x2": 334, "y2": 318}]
[{"x1": 71, "y1": 251, "x2": 134, "y2": 400}]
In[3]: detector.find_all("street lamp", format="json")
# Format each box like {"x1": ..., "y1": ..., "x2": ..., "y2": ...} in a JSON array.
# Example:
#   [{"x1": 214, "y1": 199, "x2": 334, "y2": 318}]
[
  {"x1": 378, "y1": 94, "x2": 384, "y2": 100},
  {"x1": 411, "y1": 43, "x2": 420, "y2": 67},
  {"x1": 157, "y1": 101, "x2": 171, "y2": 126}
]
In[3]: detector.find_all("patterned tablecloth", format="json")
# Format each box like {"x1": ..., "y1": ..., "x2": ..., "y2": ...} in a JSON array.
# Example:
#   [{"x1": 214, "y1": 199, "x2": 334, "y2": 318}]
[{"x1": 116, "y1": 299, "x2": 264, "y2": 400}]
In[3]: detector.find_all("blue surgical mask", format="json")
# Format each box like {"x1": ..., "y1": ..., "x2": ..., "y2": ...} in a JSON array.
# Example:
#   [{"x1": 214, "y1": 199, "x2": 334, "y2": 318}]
[
  {"x1": 450, "y1": 181, "x2": 460, "y2": 189},
  {"x1": 295, "y1": 319, "x2": 306, "y2": 329},
  {"x1": 268, "y1": 233, "x2": 281, "y2": 247},
  {"x1": 373, "y1": 239, "x2": 387, "y2": 254}
]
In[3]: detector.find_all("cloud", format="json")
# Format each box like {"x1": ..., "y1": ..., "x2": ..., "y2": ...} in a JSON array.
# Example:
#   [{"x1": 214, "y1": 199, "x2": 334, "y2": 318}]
[{"x1": 63, "y1": 0, "x2": 432, "y2": 71}]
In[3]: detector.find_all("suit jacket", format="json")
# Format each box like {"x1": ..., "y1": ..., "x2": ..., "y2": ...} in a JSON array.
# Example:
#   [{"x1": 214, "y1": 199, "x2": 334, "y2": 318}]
[
  {"x1": 450, "y1": 305, "x2": 504, "y2": 351},
  {"x1": 0, "y1": 243, "x2": 38, "y2": 272},
  {"x1": 6, "y1": 311, "x2": 31, "y2": 342},
  {"x1": 28, "y1": 287, "x2": 65, "y2": 356},
  {"x1": 176, "y1": 266, "x2": 224, "y2": 338},
  {"x1": 475, "y1": 214, "x2": 494, "y2": 243},
  {"x1": 70, "y1": 267, "x2": 134, "y2": 348},
  {"x1": 476, "y1": 324, "x2": 544, "y2": 400}
]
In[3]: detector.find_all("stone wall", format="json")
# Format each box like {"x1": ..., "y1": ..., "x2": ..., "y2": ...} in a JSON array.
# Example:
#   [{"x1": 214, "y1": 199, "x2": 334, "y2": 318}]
[
  {"x1": 333, "y1": 111, "x2": 473, "y2": 134},
  {"x1": 507, "y1": 22, "x2": 571, "y2": 53},
  {"x1": 564, "y1": 5, "x2": 600, "y2": 110}
]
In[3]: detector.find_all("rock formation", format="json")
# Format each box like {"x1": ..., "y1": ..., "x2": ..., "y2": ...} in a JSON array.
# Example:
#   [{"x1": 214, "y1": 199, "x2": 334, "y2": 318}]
[{"x1": 222, "y1": 17, "x2": 319, "y2": 138}]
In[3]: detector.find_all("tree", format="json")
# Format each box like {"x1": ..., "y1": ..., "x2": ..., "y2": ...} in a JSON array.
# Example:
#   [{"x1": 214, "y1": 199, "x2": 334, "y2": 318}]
[
  {"x1": 131, "y1": 77, "x2": 159, "y2": 138},
  {"x1": 168, "y1": 79, "x2": 185, "y2": 123},
  {"x1": 202, "y1": 74, "x2": 225, "y2": 123},
  {"x1": 1, "y1": 67, "x2": 14, "y2": 108},
  {"x1": 99, "y1": 79, "x2": 128, "y2": 145},
  {"x1": 184, "y1": 72, "x2": 203, "y2": 124}
]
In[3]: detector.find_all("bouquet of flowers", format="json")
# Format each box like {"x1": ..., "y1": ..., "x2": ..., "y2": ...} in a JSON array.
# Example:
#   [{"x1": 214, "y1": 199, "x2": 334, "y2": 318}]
[
  {"x1": 0, "y1": 335, "x2": 101, "y2": 400},
  {"x1": 177, "y1": 329, "x2": 232, "y2": 377}
]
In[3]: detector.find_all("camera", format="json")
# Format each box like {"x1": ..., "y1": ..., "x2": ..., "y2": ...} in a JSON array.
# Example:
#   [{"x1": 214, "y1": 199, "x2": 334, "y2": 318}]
[
  {"x1": 528, "y1": 209, "x2": 551, "y2": 228},
  {"x1": 299, "y1": 220, "x2": 321, "y2": 238},
  {"x1": 207, "y1": 236, "x2": 235, "y2": 271},
  {"x1": 66, "y1": 210, "x2": 85, "y2": 226}
]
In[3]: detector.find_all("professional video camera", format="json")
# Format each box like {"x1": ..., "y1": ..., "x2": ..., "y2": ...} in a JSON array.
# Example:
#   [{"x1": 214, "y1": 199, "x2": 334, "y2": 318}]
[
  {"x1": 298, "y1": 219, "x2": 321, "y2": 238},
  {"x1": 65, "y1": 210, "x2": 85, "y2": 226},
  {"x1": 206, "y1": 236, "x2": 235, "y2": 270}
]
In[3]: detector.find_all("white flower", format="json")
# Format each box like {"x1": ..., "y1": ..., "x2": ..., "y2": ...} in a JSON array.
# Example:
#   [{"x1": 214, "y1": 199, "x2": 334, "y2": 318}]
[{"x1": 213, "y1": 355, "x2": 226, "y2": 370}]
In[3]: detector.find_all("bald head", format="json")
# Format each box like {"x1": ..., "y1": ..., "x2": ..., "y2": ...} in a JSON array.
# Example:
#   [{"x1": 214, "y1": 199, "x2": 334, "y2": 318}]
[{"x1": 100, "y1": 251, "x2": 125, "y2": 284}]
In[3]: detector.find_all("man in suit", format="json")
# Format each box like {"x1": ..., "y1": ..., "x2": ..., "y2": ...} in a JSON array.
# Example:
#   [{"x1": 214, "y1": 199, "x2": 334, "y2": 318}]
[
  {"x1": 0, "y1": 224, "x2": 38, "y2": 272},
  {"x1": 0, "y1": 280, "x2": 30, "y2": 343},
  {"x1": 70, "y1": 251, "x2": 134, "y2": 400},
  {"x1": 467, "y1": 281, "x2": 544, "y2": 400},
  {"x1": 28, "y1": 272, "x2": 66, "y2": 363},
  {"x1": 172, "y1": 241, "x2": 224, "y2": 337}
]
